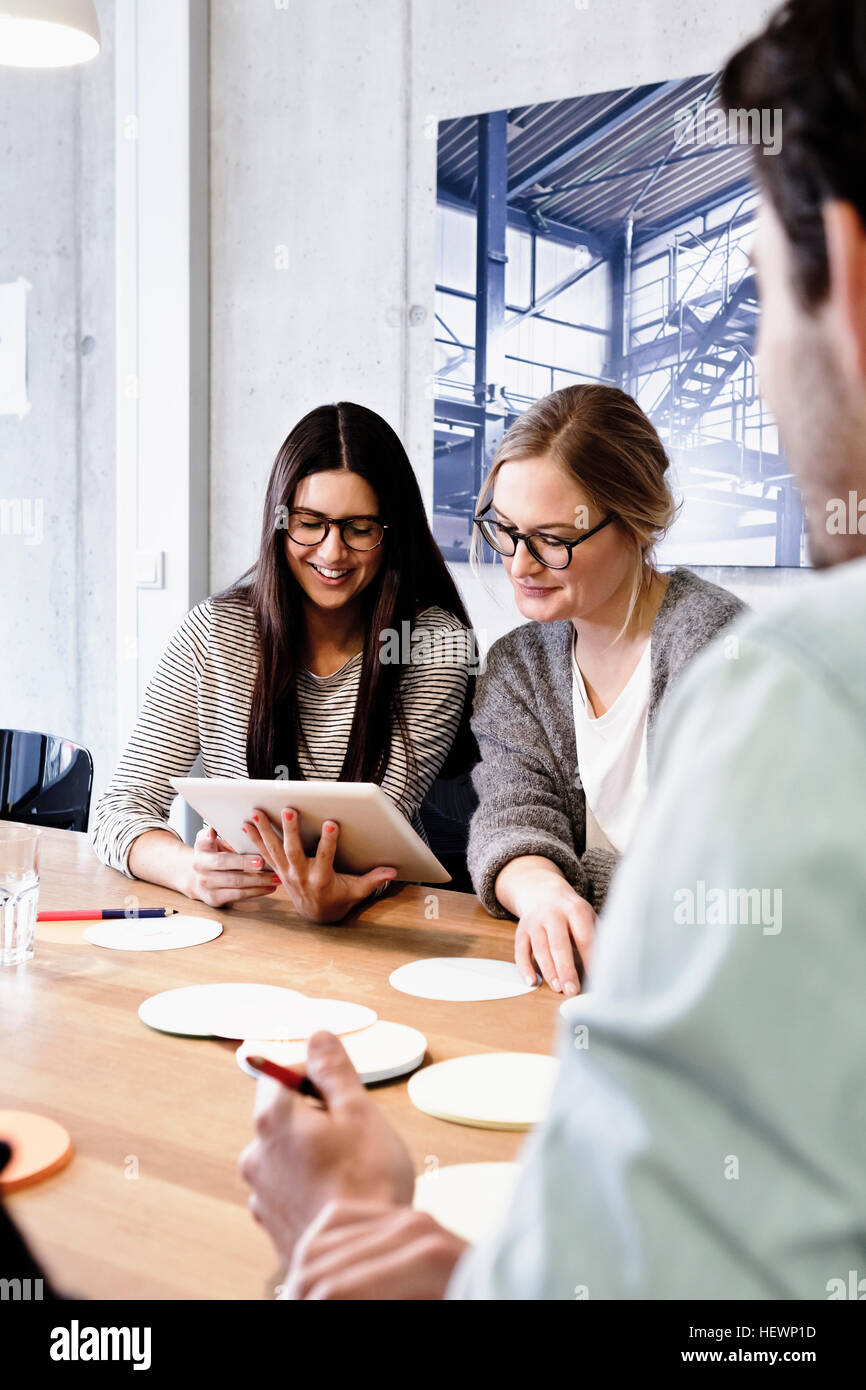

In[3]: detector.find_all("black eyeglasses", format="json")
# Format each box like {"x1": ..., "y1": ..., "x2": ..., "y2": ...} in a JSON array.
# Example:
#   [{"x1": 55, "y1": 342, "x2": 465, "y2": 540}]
[
  {"x1": 285, "y1": 510, "x2": 388, "y2": 552},
  {"x1": 473, "y1": 507, "x2": 616, "y2": 569}
]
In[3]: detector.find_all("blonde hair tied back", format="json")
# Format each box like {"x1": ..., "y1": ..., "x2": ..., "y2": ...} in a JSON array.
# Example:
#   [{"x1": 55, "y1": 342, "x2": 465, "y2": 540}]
[{"x1": 471, "y1": 383, "x2": 679, "y2": 635}]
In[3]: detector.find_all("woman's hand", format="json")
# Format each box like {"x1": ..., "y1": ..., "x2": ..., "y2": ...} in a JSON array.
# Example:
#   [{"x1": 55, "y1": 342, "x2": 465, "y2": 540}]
[
  {"x1": 242, "y1": 808, "x2": 397, "y2": 924},
  {"x1": 239, "y1": 1032, "x2": 416, "y2": 1265},
  {"x1": 495, "y1": 859, "x2": 596, "y2": 996},
  {"x1": 280, "y1": 1199, "x2": 467, "y2": 1301},
  {"x1": 181, "y1": 825, "x2": 281, "y2": 907},
  {"x1": 514, "y1": 875, "x2": 597, "y2": 996}
]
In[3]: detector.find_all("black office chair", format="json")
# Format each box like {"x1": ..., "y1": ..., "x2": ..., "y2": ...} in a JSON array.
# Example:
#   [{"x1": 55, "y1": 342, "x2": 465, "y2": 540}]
[
  {"x1": 419, "y1": 781, "x2": 477, "y2": 892},
  {"x1": 418, "y1": 687, "x2": 479, "y2": 893},
  {"x1": 0, "y1": 729, "x2": 94, "y2": 833}
]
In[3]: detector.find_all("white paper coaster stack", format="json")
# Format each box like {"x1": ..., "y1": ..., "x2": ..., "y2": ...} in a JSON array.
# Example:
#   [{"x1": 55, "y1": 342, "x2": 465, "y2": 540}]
[{"x1": 236, "y1": 1020, "x2": 428, "y2": 1085}]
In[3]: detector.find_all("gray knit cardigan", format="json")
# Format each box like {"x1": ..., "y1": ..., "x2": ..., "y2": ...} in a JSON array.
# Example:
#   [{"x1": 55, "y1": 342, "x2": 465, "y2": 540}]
[{"x1": 467, "y1": 567, "x2": 746, "y2": 917}]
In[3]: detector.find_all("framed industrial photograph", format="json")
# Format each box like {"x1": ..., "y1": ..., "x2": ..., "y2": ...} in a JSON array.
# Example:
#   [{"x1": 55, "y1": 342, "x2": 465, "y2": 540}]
[{"x1": 433, "y1": 77, "x2": 805, "y2": 568}]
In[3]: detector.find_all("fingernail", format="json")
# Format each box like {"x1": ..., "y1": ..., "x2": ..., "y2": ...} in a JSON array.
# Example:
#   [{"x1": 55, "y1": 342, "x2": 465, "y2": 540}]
[
  {"x1": 270, "y1": 874, "x2": 281, "y2": 883},
  {"x1": 563, "y1": 982, "x2": 578, "y2": 998},
  {"x1": 324, "y1": 821, "x2": 335, "y2": 833},
  {"x1": 250, "y1": 856, "x2": 263, "y2": 869},
  {"x1": 283, "y1": 810, "x2": 294, "y2": 822},
  {"x1": 524, "y1": 974, "x2": 536, "y2": 986},
  {"x1": 252, "y1": 814, "x2": 260, "y2": 823},
  {"x1": 551, "y1": 978, "x2": 561, "y2": 992},
  {"x1": 307, "y1": 1032, "x2": 336, "y2": 1055}
]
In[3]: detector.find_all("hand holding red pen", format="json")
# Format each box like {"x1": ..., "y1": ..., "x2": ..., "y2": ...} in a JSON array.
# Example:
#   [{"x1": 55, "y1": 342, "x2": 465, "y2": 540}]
[
  {"x1": 239, "y1": 1031, "x2": 415, "y2": 1264},
  {"x1": 245, "y1": 1055, "x2": 324, "y2": 1100}
]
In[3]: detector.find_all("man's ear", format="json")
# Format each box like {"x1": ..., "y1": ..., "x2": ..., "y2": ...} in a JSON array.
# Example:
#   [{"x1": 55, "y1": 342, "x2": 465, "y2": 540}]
[{"x1": 822, "y1": 200, "x2": 866, "y2": 381}]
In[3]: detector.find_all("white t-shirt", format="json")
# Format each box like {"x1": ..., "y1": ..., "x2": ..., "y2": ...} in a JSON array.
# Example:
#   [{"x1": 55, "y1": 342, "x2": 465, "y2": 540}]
[{"x1": 570, "y1": 633, "x2": 651, "y2": 855}]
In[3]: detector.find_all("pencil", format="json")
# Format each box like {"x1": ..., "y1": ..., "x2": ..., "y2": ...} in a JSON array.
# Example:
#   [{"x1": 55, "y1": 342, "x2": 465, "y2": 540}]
[
  {"x1": 246, "y1": 1054, "x2": 324, "y2": 1101},
  {"x1": 37, "y1": 908, "x2": 180, "y2": 922}
]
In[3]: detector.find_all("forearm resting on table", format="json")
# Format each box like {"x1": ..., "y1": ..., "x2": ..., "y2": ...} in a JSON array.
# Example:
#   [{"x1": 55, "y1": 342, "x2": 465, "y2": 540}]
[
  {"x1": 127, "y1": 828, "x2": 192, "y2": 895},
  {"x1": 494, "y1": 856, "x2": 571, "y2": 916}
]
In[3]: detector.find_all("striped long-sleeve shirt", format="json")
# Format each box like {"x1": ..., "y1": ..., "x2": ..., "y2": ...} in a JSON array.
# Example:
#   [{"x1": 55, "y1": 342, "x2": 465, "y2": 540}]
[{"x1": 90, "y1": 592, "x2": 473, "y2": 876}]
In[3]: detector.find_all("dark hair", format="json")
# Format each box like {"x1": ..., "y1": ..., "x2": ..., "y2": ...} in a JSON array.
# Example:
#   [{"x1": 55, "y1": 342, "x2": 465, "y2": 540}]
[
  {"x1": 219, "y1": 402, "x2": 472, "y2": 785},
  {"x1": 721, "y1": 0, "x2": 866, "y2": 308}
]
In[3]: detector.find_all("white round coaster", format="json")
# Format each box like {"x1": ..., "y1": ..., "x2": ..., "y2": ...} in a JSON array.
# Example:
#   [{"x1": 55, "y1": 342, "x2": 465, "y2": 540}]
[
  {"x1": 559, "y1": 992, "x2": 592, "y2": 1022},
  {"x1": 138, "y1": 983, "x2": 309, "y2": 1039},
  {"x1": 414, "y1": 1162, "x2": 521, "y2": 1244},
  {"x1": 210, "y1": 995, "x2": 377, "y2": 1042},
  {"x1": 84, "y1": 916, "x2": 223, "y2": 952},
  {"x1": 236, "y1": 1020, "x2": 428, "y2": 1085},
  {"x1": 389, "y1": 957, "x2": 540, "y2": 1002},
  {"x1": 407, "y1": 1051, "x2": 560, "y2": 1130}
]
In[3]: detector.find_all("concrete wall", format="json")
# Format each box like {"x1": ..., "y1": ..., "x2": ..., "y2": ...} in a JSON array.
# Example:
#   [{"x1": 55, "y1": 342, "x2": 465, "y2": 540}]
[
  {"x1": 0, "y1": 0, "x2": 812, "y2": 821},
  {"x1": 209, "y1": 0, "x2": 412, "y2": 590},
  {"x1": 0, "y1": 1, "x2": 115, "y2": 806},
  {"x1": 209, "y1": 0, "x2": 808, "y2": 653}
]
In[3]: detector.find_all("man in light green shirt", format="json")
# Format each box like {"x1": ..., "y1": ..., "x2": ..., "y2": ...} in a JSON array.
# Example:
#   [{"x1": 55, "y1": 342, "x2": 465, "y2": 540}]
[
  {"x1": 240, "y1": 0, "x2": 866, "y2": 1299},
  {"x1": 448, "y1": 553, "x2": 866, "y2": 1297}
]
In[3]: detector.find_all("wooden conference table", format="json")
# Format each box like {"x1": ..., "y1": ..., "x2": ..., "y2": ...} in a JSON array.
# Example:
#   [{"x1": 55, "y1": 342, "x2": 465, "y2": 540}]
[{"x1": 0, "y1": 826, "x2": 562, "y2": 1300}]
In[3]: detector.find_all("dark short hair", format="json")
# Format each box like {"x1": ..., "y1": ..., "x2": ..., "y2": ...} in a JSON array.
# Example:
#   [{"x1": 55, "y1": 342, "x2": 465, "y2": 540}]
[{"x1": 721, "y1": 0, "x2": 866, "y2": 307}]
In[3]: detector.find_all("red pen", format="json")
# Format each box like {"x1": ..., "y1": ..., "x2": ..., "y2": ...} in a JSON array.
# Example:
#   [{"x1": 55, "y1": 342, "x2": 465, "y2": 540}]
[
  {"x1": 246, "y1": 1054, "x2": 324, "y2": 1102},
  {"x1": 37, "y1": 907, "x2": 179, "y2": 922}
]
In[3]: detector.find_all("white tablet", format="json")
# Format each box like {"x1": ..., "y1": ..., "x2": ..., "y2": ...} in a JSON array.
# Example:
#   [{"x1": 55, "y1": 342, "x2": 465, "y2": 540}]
[{"x1": 169, "y1": 776, "x2": 451, "y2": 884}]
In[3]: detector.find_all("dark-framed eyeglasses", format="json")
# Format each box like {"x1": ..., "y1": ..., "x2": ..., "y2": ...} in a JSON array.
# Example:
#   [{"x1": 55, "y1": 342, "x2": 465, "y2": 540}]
[
  {"x1": 473, "y1": 507, "x2": 616, "y2": 569},
  {"x1": 285, "y1": 510, "x2": 388, "y2": 552}
]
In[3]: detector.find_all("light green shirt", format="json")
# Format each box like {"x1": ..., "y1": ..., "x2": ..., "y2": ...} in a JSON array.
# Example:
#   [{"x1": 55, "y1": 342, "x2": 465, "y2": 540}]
[{"x1": 449, "y1": 558, "x2": 866, "y2": 1299}]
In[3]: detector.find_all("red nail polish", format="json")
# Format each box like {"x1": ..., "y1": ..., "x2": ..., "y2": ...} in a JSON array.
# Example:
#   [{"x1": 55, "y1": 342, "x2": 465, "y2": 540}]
[
  {"x1": 253, "y1": 813, "x2": 259, "y2": 822},
  {"x1": 284, "y1": 810, "x2": 294, "y2": 821}
]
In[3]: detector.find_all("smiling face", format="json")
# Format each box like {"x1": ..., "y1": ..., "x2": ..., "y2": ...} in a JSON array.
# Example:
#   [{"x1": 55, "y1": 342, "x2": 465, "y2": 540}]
[
  {"x1": 491, "y1": 454, "x2": 637, "y2": 624},
  {"x1": 284, "y1": 469, "x2": 385, "y2": 612}
]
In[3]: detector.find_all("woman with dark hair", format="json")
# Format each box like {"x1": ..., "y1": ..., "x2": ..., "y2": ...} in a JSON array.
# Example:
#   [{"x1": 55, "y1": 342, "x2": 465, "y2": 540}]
[{"x1": 91, "y1": 403, "x2": 474, "y2": 923}]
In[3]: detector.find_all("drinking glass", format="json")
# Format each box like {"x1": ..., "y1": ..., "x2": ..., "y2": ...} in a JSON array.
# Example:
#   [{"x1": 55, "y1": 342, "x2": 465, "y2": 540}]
[{"x1": 0, "y1": 826, "x2": 41, "y2": 966}]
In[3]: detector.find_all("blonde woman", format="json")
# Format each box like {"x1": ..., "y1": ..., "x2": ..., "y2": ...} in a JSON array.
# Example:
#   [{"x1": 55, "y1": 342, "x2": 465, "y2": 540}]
[{"x1": 467, "y1": 384, "x2": 745, "y2": 994}]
